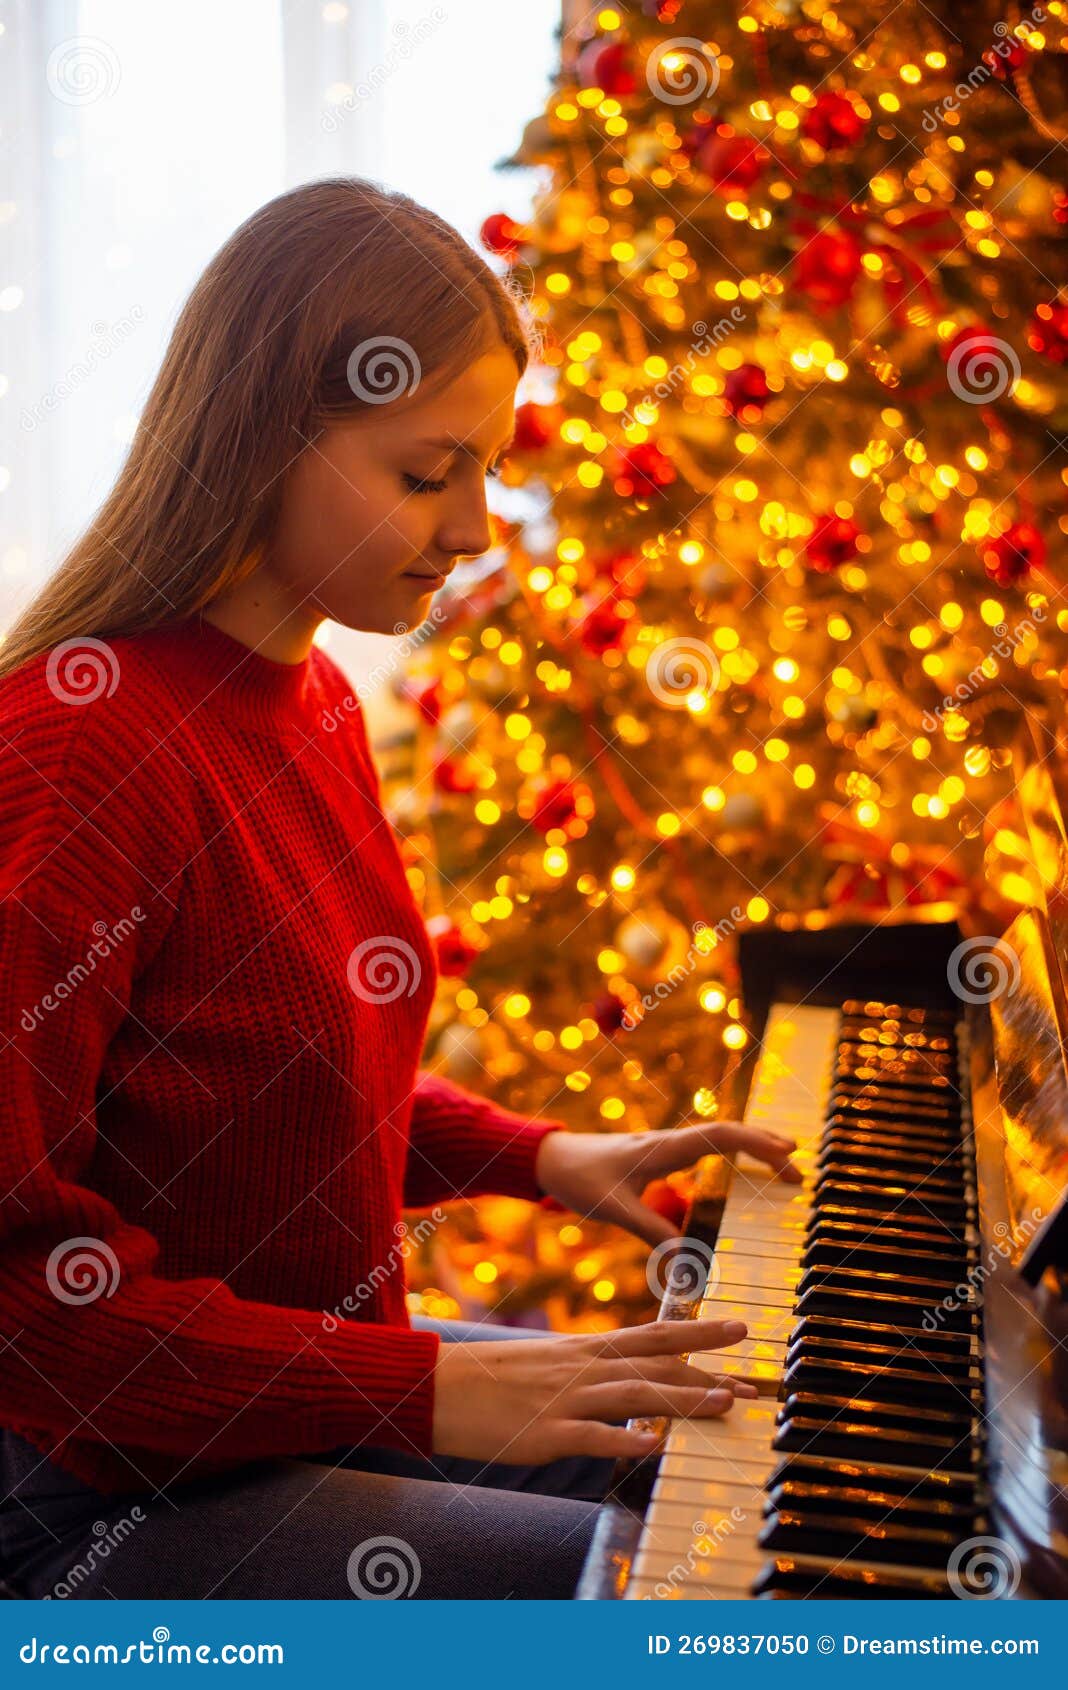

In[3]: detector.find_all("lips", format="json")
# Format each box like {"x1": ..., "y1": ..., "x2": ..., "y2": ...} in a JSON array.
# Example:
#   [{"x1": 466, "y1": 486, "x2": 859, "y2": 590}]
[{"x1": 403, "y1": 567, "x2": 450, "y2": 583}]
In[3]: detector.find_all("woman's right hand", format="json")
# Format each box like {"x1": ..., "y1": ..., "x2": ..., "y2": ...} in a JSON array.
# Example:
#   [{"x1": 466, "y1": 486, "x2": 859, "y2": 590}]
[{"x1": 431, "y1": 1317, "x2": 755, "y2": 1464}]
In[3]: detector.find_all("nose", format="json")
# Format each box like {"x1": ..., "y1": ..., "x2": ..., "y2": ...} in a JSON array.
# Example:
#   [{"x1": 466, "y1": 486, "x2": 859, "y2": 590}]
[{"x1": 435, "y1": 490, "x2": 494, "y2": 566}]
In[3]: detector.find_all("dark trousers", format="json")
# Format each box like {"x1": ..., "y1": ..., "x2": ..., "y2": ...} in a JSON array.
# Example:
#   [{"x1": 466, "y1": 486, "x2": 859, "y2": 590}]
[{"x1": 0, "y1": 1317, "x2": 614, "y2": 1600}]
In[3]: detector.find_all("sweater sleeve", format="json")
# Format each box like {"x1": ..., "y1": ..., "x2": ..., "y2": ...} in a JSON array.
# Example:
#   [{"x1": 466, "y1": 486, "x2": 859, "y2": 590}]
[
  {"x1": 404, "y1": 1070, "x2": 565, "y2": 1206},
  {"x1": 0, "y1": 695, "x2": 439, "y2": 1477}
]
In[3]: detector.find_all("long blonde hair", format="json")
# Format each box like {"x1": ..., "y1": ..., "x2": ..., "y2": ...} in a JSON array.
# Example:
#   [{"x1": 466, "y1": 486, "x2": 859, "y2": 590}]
[{"x1": 0, "y1": 177, "x2": 534, "y2": 679}]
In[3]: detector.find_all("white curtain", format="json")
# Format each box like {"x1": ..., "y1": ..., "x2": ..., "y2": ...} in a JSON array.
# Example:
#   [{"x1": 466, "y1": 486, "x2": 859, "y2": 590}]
[{"x1": 0, "y1": 0, "x2": 558, "y2": 692}]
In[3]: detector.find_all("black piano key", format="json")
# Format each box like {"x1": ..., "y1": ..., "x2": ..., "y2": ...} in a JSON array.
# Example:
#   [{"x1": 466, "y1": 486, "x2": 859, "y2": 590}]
[
  {"x1": 815, "y1": 1163, "x2": 967, "y2": 1198},
  {"x1": 839, "y1": 1022, "x2": 955, "y2": 1053},
  {"x1": 766, "y1": 1454, "x2": 980, "y2": 1507},
  {"x1": 801, "y1": 1223, "x2": 966, "y2": 1264},
  {"x1": 782, "y1": 1358, "x2": 980, "y2": 1412},
  {"x1": 766, "y1": 1477, "x2": 981, "y2": 1527},
  {"x1": 810, "y1": 1207, "x2": 973, "y2": 1244},
  {"x1": 825, "y1": 1111, "x2": 962, "y2": 1147},
  {"x1": 759, "y1": 1508, "x2": 968, "y2": 1569},
  {"x1": 840, "y1": 1061, "x2": 957, "y2": 1084},
  {"x1": 816, "y1": 1142, "x2": 965, "y2": 1177},
  {"x1": 825, "y1": 1110, "x2": 961, "y2": 1139},
  {"x1": 840, "y1": 1000, "x2": 958, "y2": 1028},
  {"x1": 773, "y1": 1411, "x2": 976, "y2": 1469},
  {"x1": 792, "y1": 1284, "x2": 977, "y2": 1333},
  {"x1": 787, "y1": 1317, "x2": 978, "y2": 1370},
  {"x1": 831, "y1": 1089, "x2": 957, "y2": 1124},
  {"x1": 779, "y1": 1390, "x2": 977, "y2": 1439},
  {"x1": 798, "y1": 1264, "x2": 976, "y2": 1303},
  {"x1": 814, "y1": 1177, "x2": 972, "y2": 1219},
  {"x1": 753, "y1": 1559, "x2": 950, "y2": 1597}
]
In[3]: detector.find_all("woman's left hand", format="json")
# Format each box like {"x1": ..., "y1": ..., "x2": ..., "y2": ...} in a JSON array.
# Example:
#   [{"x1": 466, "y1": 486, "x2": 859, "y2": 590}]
[{"x1": 534, "y1": 1120, "x2": 801, "y2": 1247}]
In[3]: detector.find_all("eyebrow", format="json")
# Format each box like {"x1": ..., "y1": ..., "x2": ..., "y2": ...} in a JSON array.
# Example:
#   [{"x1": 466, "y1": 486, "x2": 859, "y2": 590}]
[{"x1": 413, "y1": 431, "x2": 515, "y2": 467}]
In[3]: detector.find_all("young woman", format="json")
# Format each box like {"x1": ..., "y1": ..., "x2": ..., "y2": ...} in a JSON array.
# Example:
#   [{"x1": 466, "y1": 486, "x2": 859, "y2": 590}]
[{"x1": 0, "y1": 178, "x2": 797, "y2": 1601}]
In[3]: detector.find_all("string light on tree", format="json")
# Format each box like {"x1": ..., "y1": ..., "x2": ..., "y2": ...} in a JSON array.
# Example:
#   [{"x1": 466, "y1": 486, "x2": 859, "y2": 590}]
[{"x1": 396, "y1": 0, "x2": 1068, "y2": 1330}]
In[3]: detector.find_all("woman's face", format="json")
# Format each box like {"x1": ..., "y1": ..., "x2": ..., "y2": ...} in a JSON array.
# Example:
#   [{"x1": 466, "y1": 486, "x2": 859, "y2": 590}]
[{"x1": 265, "y1": 346, "x2": 519, "y2": 636}]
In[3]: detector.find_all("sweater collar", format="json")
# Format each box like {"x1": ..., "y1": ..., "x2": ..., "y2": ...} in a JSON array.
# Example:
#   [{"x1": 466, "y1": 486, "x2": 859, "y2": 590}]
[{"x1": 160, "y1": 614, "x2": 315, "y2": 730}]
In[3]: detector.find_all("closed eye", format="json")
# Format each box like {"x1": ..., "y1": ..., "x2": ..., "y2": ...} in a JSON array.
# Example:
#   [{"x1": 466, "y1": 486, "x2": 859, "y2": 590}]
[
  {"x1": 402, "y1": 473, "x2": 449, "y2": 495},
  {"x1": 403, "y1": 460, "x2": 506, "y2": 495}
]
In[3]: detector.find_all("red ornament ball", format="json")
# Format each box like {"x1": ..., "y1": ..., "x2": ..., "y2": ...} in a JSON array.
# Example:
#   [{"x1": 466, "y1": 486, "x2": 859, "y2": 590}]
[
  {"x1": 399, "y1": 674, "x2": 443, "y2": 725},
  {"x1": 640, "y1": 1177, "x2": 690, "y2": 1232},
  {"x1": 479, "y1": 212, "x2": 525, "y2": 259},
  {"x1": 982, "y1": 522, "x2": 1046, "y2": 586},
  {"x1": 802, "y1": 91, "x2": 867, "y2": 150},
  {"x1": 592, "y1": 992, "x2": 628, "y2": 1036},
  {"x1": 806, "y1": 514, "x2": 861, "y2": 573},
  {"x1": 579, "y1": 597, "x2": 631, "y2": 656},
  {"x1": 612, "y1": 440, "x2": 677, "y2": 500},
  {"x1": 526, "y1": 773, "x2": 594, "y2": 836},
  {"x1": 1029, "y1": 300, "x2": 1068, "y2": 364},
  {"x1": 983, "y1": 40, "x2": 1032, "y2": 79},
  {"x1": 577, "y1": 39, "x2": 636, "y2": 96},
  {"x1": 512, "y1": 401, "x2": 559, "y2": 453},
  {"x1": 940, "y1": 324, "x2": 1005, "y2": 366},
  {"x1": 591, "y1": 549, "x2": 646, "y2": 599},
  {"x1": 697, "y1": 132, "x2": 769, "y2": 196},
  {"x1": 794, "y1": 229, "x2": 864, "y2": 310},
  {"x1": 425, "y1": 915, "x2": 481, "y2": 978},
  {"x1": 723, "y1": 362, "x2": 771, "y2": 421},
  {"x1": 432, "y1": 756, "x2": 478, "y2": 795}
]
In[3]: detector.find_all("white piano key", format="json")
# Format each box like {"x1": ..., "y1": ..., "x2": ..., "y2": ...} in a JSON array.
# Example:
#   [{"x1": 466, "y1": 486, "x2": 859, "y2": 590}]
[
  {"x1": 694, "y1": 1300, "x2": 798, "y2": 1342},
  {"x1": 714, "y1": 1233, "x2": 805, "y2": 1262},
  {"x1": 633, "y1": 1541, "x2": 764, "y2": 1580},
  {"x1": 666, "y1": 1400, "x2": 781, "y2": 1452},
  {"x1": 626, "y1": 1576, "x2": 748, "y2": 1600},
  {"x1": 650, "y1": 1474, "x2": 766, "y2": 1510},
  {"x1": 657, "y1": 1447, "x2": 771, "y2": 1483},
  {"x1": 624, "y1": 1002, "x2": 841, "y2": 1599}
]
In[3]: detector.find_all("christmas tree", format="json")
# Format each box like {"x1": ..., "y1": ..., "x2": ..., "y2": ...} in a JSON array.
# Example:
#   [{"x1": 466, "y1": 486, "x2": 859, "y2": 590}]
[{"x1": 398, "y1": 0, "x2": 1068, "y2": 1329}]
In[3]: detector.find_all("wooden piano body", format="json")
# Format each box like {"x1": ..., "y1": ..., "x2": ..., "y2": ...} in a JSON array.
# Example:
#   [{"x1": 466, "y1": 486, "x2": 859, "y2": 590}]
[{"x1": 578, "y1": 751, "x2": 1068, "y2": 1601}]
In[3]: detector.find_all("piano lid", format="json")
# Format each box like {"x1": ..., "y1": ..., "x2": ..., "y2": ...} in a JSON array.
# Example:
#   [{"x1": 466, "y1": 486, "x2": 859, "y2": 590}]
[{"x1": 992, "y1": 723, "x2": 1068, "y2": 1284}]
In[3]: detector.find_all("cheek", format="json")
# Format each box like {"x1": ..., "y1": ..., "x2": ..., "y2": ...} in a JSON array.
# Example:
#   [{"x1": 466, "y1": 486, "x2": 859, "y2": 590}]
[{"x1": 276, "y1": 456, "x2": 429, "y2": 582}]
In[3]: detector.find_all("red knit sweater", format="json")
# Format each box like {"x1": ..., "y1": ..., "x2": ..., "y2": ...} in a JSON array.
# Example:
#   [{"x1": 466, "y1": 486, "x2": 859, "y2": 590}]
[{"x1": 0, "y1": 616, "x2": 562, "y2": 1494}]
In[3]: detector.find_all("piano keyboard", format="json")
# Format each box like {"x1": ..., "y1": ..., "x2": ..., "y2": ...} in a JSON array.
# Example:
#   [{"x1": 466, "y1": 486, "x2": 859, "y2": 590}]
[{"x1": 625, "y1": 998, "x2": 986, "y2": 1600}]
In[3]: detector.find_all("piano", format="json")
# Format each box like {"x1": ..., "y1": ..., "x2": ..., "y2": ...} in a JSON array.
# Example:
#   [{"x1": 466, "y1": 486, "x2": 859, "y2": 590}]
[{"x1": 578, "y1": 742, "x2": 1068, "y2": 1601}]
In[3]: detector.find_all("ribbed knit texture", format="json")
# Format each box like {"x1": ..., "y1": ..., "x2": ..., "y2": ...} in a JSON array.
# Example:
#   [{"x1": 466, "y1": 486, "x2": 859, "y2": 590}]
[{"x1": 0, "y1": 615, "x2": 563, "y2": 1494}]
